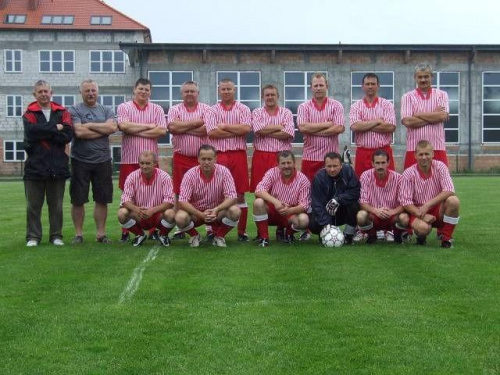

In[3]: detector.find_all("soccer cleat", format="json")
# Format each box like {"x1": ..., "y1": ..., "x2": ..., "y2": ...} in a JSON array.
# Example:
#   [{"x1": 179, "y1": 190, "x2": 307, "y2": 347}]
[
  {"x1": 394, "y1": 232, "x2": 403, "y2": 244},
  {"x1": 159, "y1": 235, "x2": 171, "y2": 247},
  {"x1": 132, "y1": 233, "x2": 147, "y2": 247},
  {"x1": 283, "y1": 234, "x2": 295, "y2": 244},
  {"x1": 441, "y1": 239, "x2": 453, "y2": 248},
  {"x1": 344, "y1": 234, "x2": 354, "y2": 245},
  {"x1": 385, "y1": 231, "x2": 395, "y2": 242},
  {"x1": 212, "y1": 236, "x2": 227, "y2": 248},
  {"x1": 253, "y1": 236, "x2": 262, "y2": 242},
  {"x1": 298, "y1": 230, "x2": 311, "y2": 241},
  {"x1": 72, "y1": 235, "x2": 84, "y2": 244},
  {"x1": 206, "y1": 231, "x2": 215, "y2": 242},
  {"x1": 172, "y1": 230, "x2": 186, "y2": 240},
  {"x1": 120, "y1": 232, "x2": 130, "y2": 243},
  {"x1": 275, "y1": 227, "x2": 285, "y2": 242},
  {"x1": 416, "y1": 236, "x2": 427, "y2": 246},
  {"x1": 353, "y1": 231, "x2": 367, "y2": 242},
  {"x1": 377, "y1": 230, "x2": 386, "y2": 240},
  {"x1": 258, "y1": 238, "x2": 270, "y2": 247},
  {"x1": 51, "y1": 238, "x2": 64, "y2": 246},
  {"x1": 96, "y1": 235, "x2": 111, "y2": 244},
  {"x1": 26, "y1": 239, "x2": 38, "y2": 247},
  {"x1": 238, "y1": 233, "x2": 250, "y2": 242},
  {"x1": 148, "y1": 230, "x2": 160, "y2": 241},
  {"x1": 366, "y1": 235, "x2": 378, "y2": 244},
  {"x1": 188, "y1": 234, "x2": 201, "y2": 248},
  {"x1": 402, "y1": 232, "x2": 412, "y2": 244}
]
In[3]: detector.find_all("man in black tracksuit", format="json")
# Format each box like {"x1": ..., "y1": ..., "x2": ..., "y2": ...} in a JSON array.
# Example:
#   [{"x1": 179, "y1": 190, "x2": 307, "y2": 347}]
[{"x1": 310, "y1": 152, "x2": 360, "y2": 244}]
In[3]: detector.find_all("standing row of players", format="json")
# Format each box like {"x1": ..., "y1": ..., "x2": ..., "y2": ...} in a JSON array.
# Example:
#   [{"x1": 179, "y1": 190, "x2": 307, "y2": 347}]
[{"x1": 22, "y1": 62, "x2": 454, "y2": 247}]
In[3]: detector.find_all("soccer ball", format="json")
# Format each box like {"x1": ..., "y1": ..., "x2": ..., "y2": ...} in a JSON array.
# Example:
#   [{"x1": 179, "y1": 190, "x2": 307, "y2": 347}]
[{"x1": 320, "y1": 225, "x2": 344, "y2": 248}]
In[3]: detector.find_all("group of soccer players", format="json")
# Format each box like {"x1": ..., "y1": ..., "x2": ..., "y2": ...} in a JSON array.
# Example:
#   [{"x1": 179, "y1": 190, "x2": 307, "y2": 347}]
[{"x1": 22, "y1": 62, "x2": 459, "y2": 249}]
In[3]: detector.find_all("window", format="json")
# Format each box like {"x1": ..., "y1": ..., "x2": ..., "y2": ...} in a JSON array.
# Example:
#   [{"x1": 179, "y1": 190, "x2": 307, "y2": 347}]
[
  {"x1": 216, "y1": 71, "x2": 261, "y2": 111},
  {"x1": 90, "y1": 51, "x2": 125, "y2": 73},
  {"x1": 90, "y1": 16, "x2": 112, "y2": 25},
  {"x1": 350, "y1": 71, "x2": 394, "y2": 144},
  {"x1": 6, "y1": 95, "x2": 23, "y2": 117},
  {"x1": 148, "y1": 71, "x2": 193, "y2": 145},
  {"x1": 433, "y1": 72, "x2": 460, "y2": 143},
  {"x1": 4, "y1": 14, "x2": 26, "y2": 24},
  {"x1": 4, "y1": 141, "x2": 25, "y2": 162},
  {"x1": 482, "y1": 72, "x2": 500, "y2": 143},
  {"x1": 284, "y1": 71, "x2": 328, "y2": 144},
  {"x1": 98, "y1": 95, "x2": 125, "y2": 113},
  {"x1": 4, "y1": 50, "x2": 22, "y2": 73},
  {"x1": 41, "y1": 15, "x2": 74, "y2": 25},
  {"x1": 39, "y1": 50, "x2": 74, "y2": 73},
  {"x1": 52, "y1": 95, "x2": 75, "y2": 107}
]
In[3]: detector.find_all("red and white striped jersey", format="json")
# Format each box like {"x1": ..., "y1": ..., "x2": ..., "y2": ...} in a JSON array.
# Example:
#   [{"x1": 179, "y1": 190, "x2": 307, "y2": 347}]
[
  {"x1": 399, "y1": 160, "x2": 455, "y2": 207},
  {"x1": 206, "y1": 102, "x2": 251, "y2": 152},
  {"x1": 179, "y1": 164, "x2": 237, "y2": 211},
  {"x1": 167, "y1": 102, "x2": 212, "y2": 157},
  {"x1": 349, "y1": 97, "x2": 396, "y2": 148},
  {"x1": 256, "y1": 167, "x2": 311, "y2": 211},
  {"x1": 401, "y1": 88, "x2": 449, "y2": 151},
  {"x1": 120, "y1": 168, "x2": 174, "y2": 208},
  {"x1": 360, "y1": 168, "x2": 402, "y2": 209},
  {"x1": 251, "y1": 106, "x2": 294, "y2": 152},
  {"x1": 117, "y1": 101, "x2": 167, "y2": 164},
  {"x1": 297, "y1": 98, "x2": 345, "y2": 161}
]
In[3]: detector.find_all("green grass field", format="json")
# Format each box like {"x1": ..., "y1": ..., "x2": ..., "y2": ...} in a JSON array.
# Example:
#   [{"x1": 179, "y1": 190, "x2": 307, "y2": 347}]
[{"x1": 0, "y1": 177, "x2": 499, "y2": 374}]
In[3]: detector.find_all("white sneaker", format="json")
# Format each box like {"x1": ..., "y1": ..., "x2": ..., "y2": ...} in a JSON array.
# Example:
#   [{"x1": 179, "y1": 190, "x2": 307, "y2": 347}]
[
  {"x1": 385, "y1": 231, "x2": 395, "y2": 242},
  {"x1": 353, "y1": 231, "x2": 367, "y2": 242},
  {"x1": 188, "y1": 234, "x2": 201, "y2": 248},
  {"x1": 52, "y1": 238, "x2": 64, "y2": 246},
  {"x1": 212, "y1": 236, "x2": 227, "y2": 248},
  {"x1": 26, "y1": 240, "x2": 38, "y2": 247},
  {"x1": 376, "y1": 230, "x2": 385, "y2": 240}
]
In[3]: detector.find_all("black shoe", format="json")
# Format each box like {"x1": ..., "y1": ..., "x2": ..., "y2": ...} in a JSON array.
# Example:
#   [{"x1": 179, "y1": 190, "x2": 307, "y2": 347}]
[
  {"x1": 172, "y1": 230, "x2": 186, "y2": 240},
  {"x1": 394, "y1": 233, "x2": 403, "y2": 244},
  {"x1": 441, "y1": 240, "x2": 453, "y2": 248},
  {"x1": 148, "y1": 230, "x2": 159, "y2": 241},
  {"x1": 416, "y1": 236, "x2": 427, "y2": 246},
  {"x1": 132, "y1": 233, "x2": 147, "y2": 247},
  {"x1": 366, "y1": 235, "x2": 378, "y2": 244},
  {"x1": 275, "y1": 227, "x2": 284, "y2": 241},
  {"x1": 258, "y1": 238, "x2": 269, "y2": 247},
  {"x1": 72, "y1": 235, "x2": 84, "y2": 244},
  {"x1": 283, "y1": 234, "x2": 295, "y2": 244},
  {"x1": 344, "y1": 234, "x2": 354, "y2": 245},
  {"x1": 159, "y1": 235, "x2": 171, "y2": 247},
  {"x1": 120, "y1": 232, "x2": 130, "y2": 243},
  {"x1": 206, "y1": 231, "x2": 215, "y2": 242},
  {"x1": 96, "y1": 235, "x2": 111, "y2": 244},
  {"x1": 238, "y1": 233, "x2": 250, "y2": 242}
]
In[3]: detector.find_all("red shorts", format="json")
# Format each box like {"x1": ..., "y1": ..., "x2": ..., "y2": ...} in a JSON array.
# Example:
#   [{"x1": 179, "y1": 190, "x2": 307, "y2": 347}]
[
  {"x1": 301, "y1": 160, "x2": 324, "y2": 182},
  {"x1": 216, "y1": 150, "x2": 249, "y2": 194},
  {"x1": 370, "y1": 214, "x2": 397, "y2": 231},
  {"x1": 119, "y1": 163, "x2": 139, "y2": 190},
  {"x1": 404, "y1": 150, "x2": 448, "y2": 170},
  {"x1": 409, "y1": 204, "x2": 444, "y2": 228},
  {"x1": 250, "y1": 150, "x2": 278, "y2": 192},
  {"x1": 138, "y1": 212, "x2": 162, "y2": 230},
  {"x1": 266, "y1": 202, "x2": 291, "y2": 228},
  {"x1": 172, "y1": 152, "x2": 199, "y2": 195},
  {"x1": 355, "y1": 145, "x2": 394, "y2": 177}
]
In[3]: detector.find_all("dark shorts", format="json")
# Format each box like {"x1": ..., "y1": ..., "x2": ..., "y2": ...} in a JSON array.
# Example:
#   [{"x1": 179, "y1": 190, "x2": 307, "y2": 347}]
[{"x1": 70, "y1": 158, "x2": 113, "y2": 205}]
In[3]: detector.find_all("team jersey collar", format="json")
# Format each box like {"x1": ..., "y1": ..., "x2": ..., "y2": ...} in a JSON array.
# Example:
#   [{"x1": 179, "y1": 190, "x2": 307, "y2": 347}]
[
  {"x1": 141, "y1": 168, "x2": 158, "y2": 185},
  {"x1": 416, "y1": 88, "x2": 433, "y2": 100},
  {"x1": 183, "y1": 102, "x2": 199, "y2": 113},
  {"x1": 220, "y1": 101, "x2": 236, "y2": 111},
  {"x1": 199, "y1": 165, "x2": 215, "y2": 183},
  {"x1": 280, "y1": 168, "x2": 297, "y2": 184},
  {"x1": 133, "y1": 100, "x2": 149, "y2": 111},
  {"x1": 417, "y1": 163, "x2": 433, "y2": 179},
  {"x1": 363, "y1": 96, "x2": 379, "y2": 108},
  {"x1": 265, "y1": 106, "x2": 279, "y2": 116},
  {"x1": 374, "y1": 168, "x2": 389, "y2": 187},
  {"x1": 312, "y1": 97, "x2": 328, "y2": 111}
]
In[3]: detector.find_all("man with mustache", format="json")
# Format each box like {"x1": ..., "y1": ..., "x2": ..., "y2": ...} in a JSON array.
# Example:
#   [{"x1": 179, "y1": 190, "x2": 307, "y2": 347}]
[{"x1": 356, "y1": 149, "x2": 406, "y2": 244}]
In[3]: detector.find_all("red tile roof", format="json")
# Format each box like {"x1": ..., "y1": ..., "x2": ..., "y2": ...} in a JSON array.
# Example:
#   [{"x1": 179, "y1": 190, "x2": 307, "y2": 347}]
[{"x1": 0, "y1": 0, "x2": 150, "y2": 32}]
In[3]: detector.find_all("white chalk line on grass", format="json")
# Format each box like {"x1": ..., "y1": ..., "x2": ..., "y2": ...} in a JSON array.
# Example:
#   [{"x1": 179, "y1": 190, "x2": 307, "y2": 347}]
[{"x1": 118, "y1": 246, "x2": 160, "y2": 304}]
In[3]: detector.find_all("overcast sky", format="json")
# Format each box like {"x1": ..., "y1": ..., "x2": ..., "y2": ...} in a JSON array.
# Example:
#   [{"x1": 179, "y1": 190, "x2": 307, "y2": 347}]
[{"x1": 105, "y1": 0, "x2": 499, "y2": 44}]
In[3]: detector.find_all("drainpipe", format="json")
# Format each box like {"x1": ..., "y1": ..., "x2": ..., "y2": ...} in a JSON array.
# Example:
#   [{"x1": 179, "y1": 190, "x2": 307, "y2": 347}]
[{"x1": 468, "y1": 47, "x2": 474, "y2": 171}]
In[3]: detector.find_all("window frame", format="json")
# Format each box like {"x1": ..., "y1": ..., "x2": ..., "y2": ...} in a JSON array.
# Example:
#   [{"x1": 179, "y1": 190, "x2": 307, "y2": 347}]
[
  {"x1": 4, "y1": 49, "x2": 22, "y2": 73},
  {"x1": 39, "y1": 50, "x2": 75, "y2": 73},
  {"x1": 6, "y1": 95, "x2": 23, "y2": 117},
  {"x1": 89, "y1": 50, "x2": 126, "y2": 74},
  {"x1": 97, "y1": 95, "x2": 126, "y2": 113},
  {"x1": 90, "y1": 16, "x2": 112, "y2": 25},
  {"x1": 3, "y1": 140, "x2": 26, "y2": 162},
  {"x1": 433, "y1": 71, "x2": 460, "y2": 144},
  {"x1": 482, "y1": 71, "x2": 500, "y2": 144},
  {"x1": 52, "y1": 95, "x2": 75, "y2": 108},
  {"x1": 4, "y1": 14, "x2": 26, "y2": 24},
  {"x1": 41, "y1": 15, "x2": 74, "y2": 25}
]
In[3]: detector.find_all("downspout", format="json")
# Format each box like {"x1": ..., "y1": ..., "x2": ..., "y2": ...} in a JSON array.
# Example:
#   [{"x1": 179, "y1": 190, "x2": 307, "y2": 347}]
[{"x1": 468, "y1": 47, "x2": 474, "y2": 171}]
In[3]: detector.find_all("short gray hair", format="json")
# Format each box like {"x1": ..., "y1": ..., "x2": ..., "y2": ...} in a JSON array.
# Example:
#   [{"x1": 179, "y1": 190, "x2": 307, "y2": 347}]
[
  {"x1": 414, "y1": 63, "x2": 433, "y2": 75},
  {"x1": 80, "y1": 79, "x2": 99, "y2": 92},
  {"x1": 33, "y1": 79, "x2": 51, "y2": 91}
]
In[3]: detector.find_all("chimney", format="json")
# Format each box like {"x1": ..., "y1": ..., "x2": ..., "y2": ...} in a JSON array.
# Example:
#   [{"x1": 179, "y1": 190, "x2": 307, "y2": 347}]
[
  {"x1": 0, "y1": 0, "x2": 8, "y2": 11},
  {"x1": 28, "y1": 0, "x2": 39, "y2": 10}
]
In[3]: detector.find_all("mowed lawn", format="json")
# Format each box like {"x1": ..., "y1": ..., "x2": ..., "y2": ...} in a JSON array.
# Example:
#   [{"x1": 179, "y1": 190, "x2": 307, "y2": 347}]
[{"x1": 0, "y1": 177, "x2": 498, "y2": 374}]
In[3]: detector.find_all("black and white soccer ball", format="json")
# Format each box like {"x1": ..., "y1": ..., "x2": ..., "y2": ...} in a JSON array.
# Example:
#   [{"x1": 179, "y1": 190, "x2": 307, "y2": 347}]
[{"x1": 320, "y1": 225, "x2": 344, "y2": 248}]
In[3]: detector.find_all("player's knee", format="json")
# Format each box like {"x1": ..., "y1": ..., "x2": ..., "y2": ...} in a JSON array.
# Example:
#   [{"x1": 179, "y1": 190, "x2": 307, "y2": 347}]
[
  {"x1": 445, "y1": 195, "x2": 460, "y2": 211},
  {"x1": 296, "y1": 213, "x2": 309, "y2": 229},
  {"x1": 117, "y1": 208, "x2": 130, "y2": 223},
  {"x1": 175, "y1": 210, "x2": 190, "y2": 226},
  {"x1": 227, "y1": 205, "x2": 241, "y2": 221},
  {"x1": 253, "y1": 198, "x2": 266, "y2": 210},
  {"x1": 356, "y1": 210, "x2": 369, "y2": 225},
  {"x1": 163, "y1": 208, "x2": 175, "y2": 222},
  {"x1": 413, "y1": 220, "x2": 432, "y2": 236}
]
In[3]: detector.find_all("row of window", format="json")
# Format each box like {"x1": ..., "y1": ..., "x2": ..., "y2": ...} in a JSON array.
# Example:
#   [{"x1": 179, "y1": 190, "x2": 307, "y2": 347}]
[
  {"x1": 4, "y1": 14, "x2": 112, "y2": 25},
  {"x1": 4, "y1": 50, "x2": 125, "y2": 73}
]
